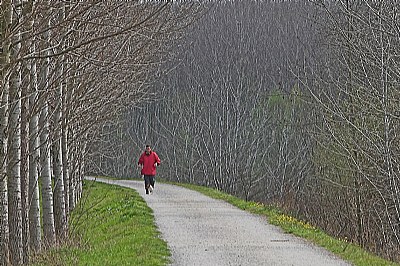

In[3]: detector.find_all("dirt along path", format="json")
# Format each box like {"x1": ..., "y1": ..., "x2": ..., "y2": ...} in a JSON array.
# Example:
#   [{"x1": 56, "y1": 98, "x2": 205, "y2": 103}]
[{"x1": 86, "y1": 177, "x2": 351, "y2": 266}]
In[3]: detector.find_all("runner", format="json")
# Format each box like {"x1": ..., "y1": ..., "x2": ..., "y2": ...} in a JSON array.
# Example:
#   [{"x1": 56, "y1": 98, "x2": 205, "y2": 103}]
[{"x1": 137, "y1": 145, "x2": 161, "y2": 194}]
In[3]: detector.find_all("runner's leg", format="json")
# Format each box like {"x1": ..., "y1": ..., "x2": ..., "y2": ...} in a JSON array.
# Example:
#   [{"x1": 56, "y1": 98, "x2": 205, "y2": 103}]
[{"x1": 144, "y1": 175, "x2": 150, "y2": 194}]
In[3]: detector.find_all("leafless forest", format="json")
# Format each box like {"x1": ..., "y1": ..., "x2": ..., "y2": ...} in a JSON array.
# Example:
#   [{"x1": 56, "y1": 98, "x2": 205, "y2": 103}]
[{"x1": 1, "y1": 0, "x2": 400, "y2": 265}]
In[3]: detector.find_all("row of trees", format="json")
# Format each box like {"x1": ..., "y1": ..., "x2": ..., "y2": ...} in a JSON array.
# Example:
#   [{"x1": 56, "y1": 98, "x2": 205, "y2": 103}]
[
  {"x1": 0, "y1": 1, "x2": 200, "y2": 265},
  {"x1": 90, "y1": 1, "x2": 400, "y2": 262}
]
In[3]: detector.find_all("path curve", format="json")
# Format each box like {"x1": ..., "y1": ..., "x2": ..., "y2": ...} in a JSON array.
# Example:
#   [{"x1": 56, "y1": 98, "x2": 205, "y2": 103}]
[{"x1": 86, "y1": 177, "x2": 351, "y2": 266}]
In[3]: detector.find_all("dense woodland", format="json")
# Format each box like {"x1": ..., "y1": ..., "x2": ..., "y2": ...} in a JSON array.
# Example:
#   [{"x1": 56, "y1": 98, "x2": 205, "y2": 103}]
[{"x1": 1, "y1": 1, "x2": 400, "y2": 265}]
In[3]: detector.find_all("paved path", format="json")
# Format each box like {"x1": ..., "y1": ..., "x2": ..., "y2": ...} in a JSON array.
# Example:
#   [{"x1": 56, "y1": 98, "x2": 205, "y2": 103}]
[{"x1": 86, "y1": 177, "x2": 351, "y2": 266}]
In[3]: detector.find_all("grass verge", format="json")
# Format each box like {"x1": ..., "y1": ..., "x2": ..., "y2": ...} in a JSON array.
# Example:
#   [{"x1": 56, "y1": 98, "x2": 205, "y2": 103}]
[
  {"x1": 30, "y1": 180, "x2": 169, "y2": 266},
  {"x1": 174, "y1": 182, "x2": 399, "y2": 266}
]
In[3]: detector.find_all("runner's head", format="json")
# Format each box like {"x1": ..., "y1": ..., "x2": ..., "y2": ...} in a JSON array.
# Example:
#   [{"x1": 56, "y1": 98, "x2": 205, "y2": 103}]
[{"x1": 145, "y1": 145, "x2": 152, "y2": 155}]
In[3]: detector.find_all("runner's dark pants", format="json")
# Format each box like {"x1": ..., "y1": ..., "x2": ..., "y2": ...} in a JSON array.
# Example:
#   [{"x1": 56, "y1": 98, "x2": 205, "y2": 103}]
[{"x1": 144, "y1": 175, "x2": 155, "y2": 194}]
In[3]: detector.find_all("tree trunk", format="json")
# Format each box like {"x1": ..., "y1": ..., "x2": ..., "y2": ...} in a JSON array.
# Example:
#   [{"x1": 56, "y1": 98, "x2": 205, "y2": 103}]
[
  {"x1": 0, "y1": 1, "x2": 11, "y2": 263},
  {"x1": 62, "y1": 84, "x2": 70, "y2": 215},
  {"x1": 28, "y1": 33, "x2": 41, "y2": 254},
  {"x1": 39, "y1": 101, "x2": 56, "y2": 247},
  {"x1": 52, "y1": 4, "x2": 67, "y2": 241},
  {"x1": 20, "y1": 49, "x2": 30, "y2": 266},
  {"x1": 52, "y1": 76, "x2": 67, "y2": 241},
  {"x1": 7, "y1": 0, "x2": 23, "y2": 262},
  {"x1": 39, "y1": 4, "x2": 56, "y2": 245}
]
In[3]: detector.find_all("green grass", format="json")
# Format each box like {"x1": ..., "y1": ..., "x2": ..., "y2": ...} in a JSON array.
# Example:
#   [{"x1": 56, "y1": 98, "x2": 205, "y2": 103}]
[
  {"x1": 30, "y1": 180, "x2": 169, "y2": 266},
  {"x1": 174, "y1": 182, "x2": 400, "y2": 266}
]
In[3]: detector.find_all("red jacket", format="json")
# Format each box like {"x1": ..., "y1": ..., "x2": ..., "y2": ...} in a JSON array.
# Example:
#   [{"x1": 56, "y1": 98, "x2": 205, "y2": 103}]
[{"x1": 138, "y1": 151, "x2": 161, "y2": 176}]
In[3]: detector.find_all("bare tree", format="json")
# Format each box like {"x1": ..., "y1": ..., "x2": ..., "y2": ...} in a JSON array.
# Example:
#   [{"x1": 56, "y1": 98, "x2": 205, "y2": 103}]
[
  {"x1": 0, "y1": 0, "x2": 12, "y2": 262},
  {"x1": 28, "y1": 36, "x2": 41, "y2": 255},
  {"x1": 7, "y1": 0, "x2": 24, "y2": 263}
]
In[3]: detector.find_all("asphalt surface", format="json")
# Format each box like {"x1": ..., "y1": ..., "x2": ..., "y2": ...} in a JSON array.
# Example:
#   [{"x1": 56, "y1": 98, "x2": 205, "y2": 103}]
[{"x1": 86, "y1": 177, "x2": 351, "y2": 266}]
